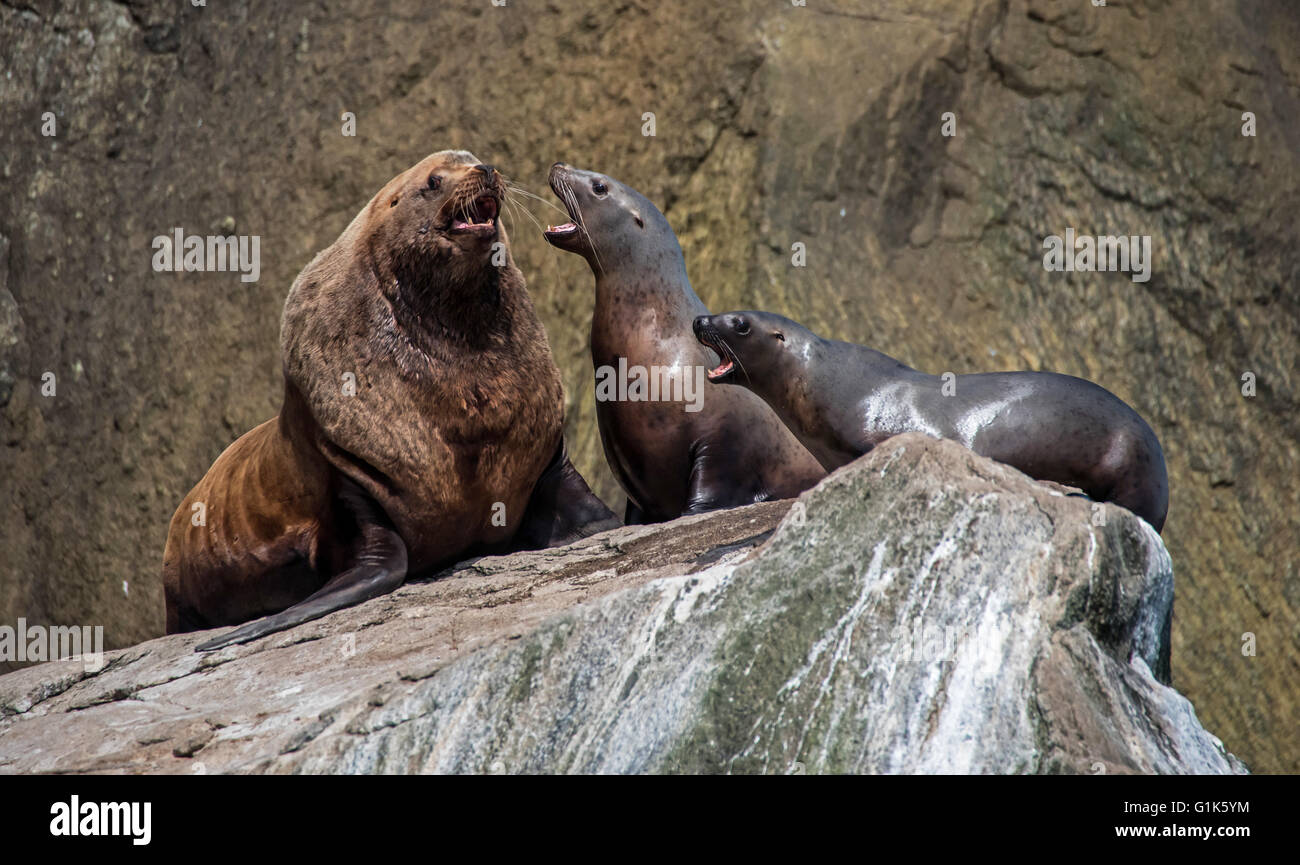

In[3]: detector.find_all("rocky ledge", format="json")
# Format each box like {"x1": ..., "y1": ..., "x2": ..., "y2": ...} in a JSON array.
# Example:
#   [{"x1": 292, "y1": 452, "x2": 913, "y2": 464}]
[{"x1": 0, "y1": 434, "x2": 1243, "y2": 774}]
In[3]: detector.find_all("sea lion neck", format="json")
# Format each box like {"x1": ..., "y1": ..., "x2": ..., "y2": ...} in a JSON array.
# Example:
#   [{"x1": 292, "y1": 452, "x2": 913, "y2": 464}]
[
  {"x1": 377, "y1": 244, "x2": 515, "y2": 351},
  {"x1": 591, "y1": 256, "x2": 705, "y2": 327}
]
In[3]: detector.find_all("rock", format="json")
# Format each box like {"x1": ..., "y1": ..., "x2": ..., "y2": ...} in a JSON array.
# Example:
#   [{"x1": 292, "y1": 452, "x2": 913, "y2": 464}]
[{"x1": 0, "y1": 435, "x2": 1242, "y2": 774}]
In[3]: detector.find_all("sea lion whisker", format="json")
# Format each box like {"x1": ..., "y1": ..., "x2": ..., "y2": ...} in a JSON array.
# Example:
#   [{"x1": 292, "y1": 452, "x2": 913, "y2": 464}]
[
  {"x1": 508, "y1": 196, "x2": 531, "y2": 235},
  {"x1": 561, "y1": 180, "x2": 606, "y2": 274},
  {"x1": 515, "y1": 195, "x2": 550, "y2": 237},
  {"x1": 717, "y1": 335, "x2": 751, "y2": 385},
  {"x1": 506, "y1": 183, "x2": 571, "y2": 219},
  {"x1": 509, "y1": 188, "x2": 567, "y2": 222},
  {"x1": 509, "y1": 185, "x2": 565, "y2": 208},
  {"x1": 558, "y1": 182, "x2": 587, "y2": 245},
  {"x1": 699, "y1": 329, "x2": 746, "y2": 385},
  {"x1": 499, "y1": 197, "x2": 517, "y2": 234},
  {"x1": 498, "y1": 194, "x2": 517, "y2": 231},
  {"x1": 505, "y1": 190, "x2": 547, "y2": 234},
  {"x1": 560, "y1": 181, "x2": 580, "y2": 225}
]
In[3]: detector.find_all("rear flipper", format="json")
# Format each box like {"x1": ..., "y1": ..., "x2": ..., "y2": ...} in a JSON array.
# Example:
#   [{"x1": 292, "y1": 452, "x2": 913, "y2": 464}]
[
  {"x1": 1093, "y1": 427, "x2": 1169, "y2": 533},
  {"x1": 194, "y1": 480, "x2": 407, "y2": 652},
  {"x1": 1108, "y1": 471, "x2": 1168, "y2": 534},
  {"x1": 511, "y1": 440, "x2": 621, "y2": 550}
]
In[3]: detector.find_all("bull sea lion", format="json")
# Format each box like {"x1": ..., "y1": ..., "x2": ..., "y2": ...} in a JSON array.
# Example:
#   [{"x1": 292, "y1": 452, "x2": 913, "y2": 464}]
[
  {"x1": 694, "y1": 310, "x2": 1169, "y2": 531},
  {"x1": 164, "y1": 150, "x2": 618, "y2": 652},
  {"x1": 542, "y1": 164, "x2": 825, "y2": 523}
]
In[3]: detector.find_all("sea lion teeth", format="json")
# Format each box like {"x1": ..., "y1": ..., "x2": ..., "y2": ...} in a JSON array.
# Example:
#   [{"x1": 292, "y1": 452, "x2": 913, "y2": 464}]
[
  {"x1": 450, "y1": 192, "x2": 500, "y2": 231},
  {"x1": 707, "y1": 359, "x2": 734, "y2": 380}
]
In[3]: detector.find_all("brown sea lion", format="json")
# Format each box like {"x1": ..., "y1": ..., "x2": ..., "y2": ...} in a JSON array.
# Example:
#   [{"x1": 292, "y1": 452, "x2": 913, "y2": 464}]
[
  {"x1": 542, "y1": 164, "x2": 825, "y2": 523},
  {"x1": 694, "y1": 310, "x2": 1169, "y2": 531},
  {"x1": 164, "y1": 150, "x2": 619, "y2": 652}
]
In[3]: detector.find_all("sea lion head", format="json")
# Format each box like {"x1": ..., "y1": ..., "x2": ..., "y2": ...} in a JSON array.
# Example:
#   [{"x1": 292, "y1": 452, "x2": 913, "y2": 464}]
[
  {"x1": 543, "y1": 162, "x2": 678, "y2": 270},
  {"x1": 285, "y1": 149, "x2": 527, "y2": 391},
  {"x1": 365, "y1": 149, "x2": 509, "y2": 291},
  {"x1": 692, "y1": 310, "x2": 809, "y2": 391}
]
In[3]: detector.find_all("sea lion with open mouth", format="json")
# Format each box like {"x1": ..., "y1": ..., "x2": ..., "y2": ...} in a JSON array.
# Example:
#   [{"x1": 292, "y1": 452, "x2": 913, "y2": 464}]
[
  {"x1": 543, "y1": 164, "x2": 825, "y2": 523},
  {"x1": 164, "y1": 150, "x2": 619, "y2": 652},
  {"x1": 694, "y1": 310, "x2": 1169, "y2": 531}
]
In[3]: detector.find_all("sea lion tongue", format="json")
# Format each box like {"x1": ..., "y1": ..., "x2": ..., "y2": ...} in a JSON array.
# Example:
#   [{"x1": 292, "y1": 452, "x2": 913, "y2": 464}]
[{"x1": 451, "y1": 192, "x2": 499, "y2": 233}]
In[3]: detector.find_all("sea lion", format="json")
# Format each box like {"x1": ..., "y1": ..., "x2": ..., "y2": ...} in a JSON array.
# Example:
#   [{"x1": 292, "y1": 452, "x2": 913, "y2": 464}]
[
  {"x1": 694, "y1": 310, "x2": 1169, "y2": 531},
  {"x1": 164, "y1": 150, "x2": 619, "y2": 652},
  {"x1": 542, "y1": 164, "x2": 825, "y2": 523}
]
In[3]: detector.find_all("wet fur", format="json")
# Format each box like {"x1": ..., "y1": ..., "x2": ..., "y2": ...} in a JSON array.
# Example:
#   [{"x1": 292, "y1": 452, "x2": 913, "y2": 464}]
[
  {"x1": 699, "y1": 310, "x2": 1169, "y2": 532},
  {"x1": 545, "y1": 165, "x2": 826, "y2": 522}
]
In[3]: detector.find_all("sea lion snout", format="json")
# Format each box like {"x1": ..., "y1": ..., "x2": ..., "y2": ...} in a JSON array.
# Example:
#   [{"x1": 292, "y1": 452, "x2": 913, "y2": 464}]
[
  {"x1": 543, "y1": 163, "x2": 587, "y2": 250},
  {"x1": 692, "y1": 314, "x2": 723, "y2": 346},
  {"x1": 548, "y1": 162, "x2": 570, "y2": 188},
  {"x1": 443, "y1": 167, "x2": 504, "y2": 238},
  {"x1": 697, "y1": 313, "x2": 749, "y2": 339},
  {"x1": 692, "y1": 315, "x2": 741, "y2": 383},
  {"x1": 722, "y1": 314, "x2": 750, "y2": 335}
]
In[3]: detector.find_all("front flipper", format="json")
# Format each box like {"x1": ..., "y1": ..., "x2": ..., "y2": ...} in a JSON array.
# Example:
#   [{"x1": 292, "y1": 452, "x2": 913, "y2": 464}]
[
  {"x1": 683, "y1": 439, "x2": 760, "y2": 516},
  {"x1": 195, "y1": 481, "x2": 407, "y2": 652},
  {"x1": 511, "y1": 440, "x2": 621, "y2": 550}
]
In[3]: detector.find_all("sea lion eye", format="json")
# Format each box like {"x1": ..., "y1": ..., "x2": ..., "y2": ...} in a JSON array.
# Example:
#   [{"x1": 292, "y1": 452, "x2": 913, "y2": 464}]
[
  {"x1": 427, "y1": 174, "x2": 442, "y2": 191},
  {"x1": 592, "y1": 180, "x2": 608, "y2": 196},
  {"x1": 773, "y1": 331, "x2": 785, "y2": 342},
  {"x1": 736, "y1": 319, "x2": 751, "y2": 336}
]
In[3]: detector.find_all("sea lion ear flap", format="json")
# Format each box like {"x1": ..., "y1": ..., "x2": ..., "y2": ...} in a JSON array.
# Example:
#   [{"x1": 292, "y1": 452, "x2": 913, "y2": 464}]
[
  {"x1": 773, "y1": 330, "x2": 785, "y2": 342},
  {"x1": 632, "y1": 211, "x2": 645, "y2": 229}
]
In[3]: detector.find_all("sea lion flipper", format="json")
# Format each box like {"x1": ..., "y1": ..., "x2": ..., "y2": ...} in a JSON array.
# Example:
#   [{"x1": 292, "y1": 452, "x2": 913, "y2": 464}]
[
  {"x1": 194, "y1": 483, "x2": 408, "y2": 652},
  {"x1": 510, "y1": 441, "x2": 621, "y2": 550},
  {"x1": 681, "y1": 441, "x2": 750, "y2": 517}
]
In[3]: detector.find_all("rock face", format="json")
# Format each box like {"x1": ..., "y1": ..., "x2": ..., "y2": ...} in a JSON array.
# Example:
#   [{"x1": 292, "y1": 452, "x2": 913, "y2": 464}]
[
  {"x1": 1, "y1": 0, "x2": 1292, "y2": 770},
  {"x1": 0, "y1": 435, "x2": 1242, "y2": 774}
]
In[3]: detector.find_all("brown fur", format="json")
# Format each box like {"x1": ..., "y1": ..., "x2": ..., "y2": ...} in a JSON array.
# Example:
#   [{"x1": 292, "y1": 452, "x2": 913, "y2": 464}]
[{"x1": 164, "y1": 151, "x2": 613, "y2": 644}]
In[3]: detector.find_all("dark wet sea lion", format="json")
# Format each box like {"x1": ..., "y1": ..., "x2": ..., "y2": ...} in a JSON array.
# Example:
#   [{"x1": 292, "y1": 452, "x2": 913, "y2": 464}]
[
  {"x1": 542, "y1": 164, "x2": 825, "y2": 523},
  {"x1": 163, "y1": 150, "x2": 618, "y2": 651},
  {"x1": 695, "y1": 310, "x2": 1169, "y2": 531}
]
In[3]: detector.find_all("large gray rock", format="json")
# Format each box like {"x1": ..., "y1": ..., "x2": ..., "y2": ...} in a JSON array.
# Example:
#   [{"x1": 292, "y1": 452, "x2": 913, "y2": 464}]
[{"x1": 0, "y1": 434, "x2": 1241, "y2": 774}]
